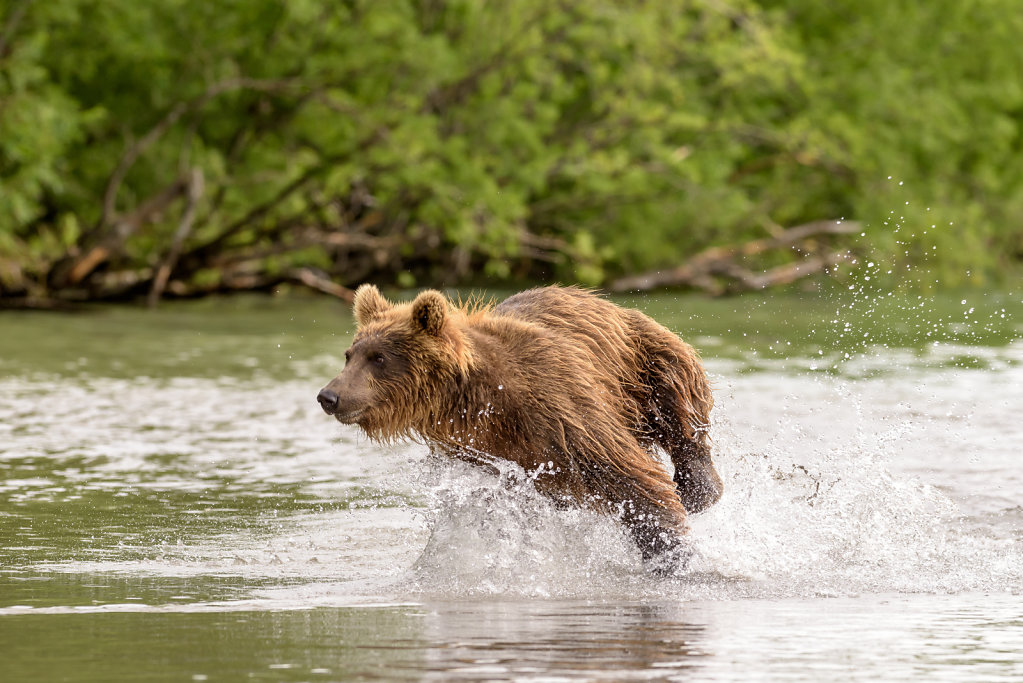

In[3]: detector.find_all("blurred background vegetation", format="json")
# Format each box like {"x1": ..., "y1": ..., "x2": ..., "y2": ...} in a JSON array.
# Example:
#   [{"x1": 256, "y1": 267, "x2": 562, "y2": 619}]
[{"x1": 1, "y1": 0, "x2": 1021, "y2": 307}]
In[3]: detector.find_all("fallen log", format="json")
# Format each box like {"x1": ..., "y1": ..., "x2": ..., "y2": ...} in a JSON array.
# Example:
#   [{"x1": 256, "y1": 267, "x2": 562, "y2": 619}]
[{"x1": 609, "y1": 219, "x2": 859, "y2": 295}]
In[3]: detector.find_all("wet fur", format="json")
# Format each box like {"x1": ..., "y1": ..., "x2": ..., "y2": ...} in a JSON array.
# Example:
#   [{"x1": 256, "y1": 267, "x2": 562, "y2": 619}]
[{"x1": 323, "y1": 285, "x2": 720, "y2": 565}]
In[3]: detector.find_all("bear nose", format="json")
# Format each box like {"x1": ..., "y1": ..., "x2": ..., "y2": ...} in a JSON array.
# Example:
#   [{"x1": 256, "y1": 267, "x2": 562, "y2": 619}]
[{"x1": 317, "y1": 388, "x2": 339, "y2": 414}]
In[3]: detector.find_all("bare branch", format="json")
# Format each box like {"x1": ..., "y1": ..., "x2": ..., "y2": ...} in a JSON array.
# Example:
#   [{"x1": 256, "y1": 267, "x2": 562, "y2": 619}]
[
  {"x1": 65, "y1": 177, "x2": 190, "y2": 285},
  {"x1": 99, "y1": 77, "x2": 302, "y2": 229},
  {"x1": 287, "y1": 268, "x2": 355, "y2": 302},
  {"x1": 609, "y1": 219, "x2": 858, "y2": 295},
  {"x1": 147, "y1": 168, "x2": 204, "y2": 307},
  {"x1": 177, "y1": 126, "x2": 390, "y2": 273}
]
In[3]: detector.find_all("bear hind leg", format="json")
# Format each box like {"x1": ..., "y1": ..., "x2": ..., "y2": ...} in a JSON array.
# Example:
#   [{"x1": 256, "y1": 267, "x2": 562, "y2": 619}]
[
  {"x1": 664, "y1": 433, "x2": 722, "y2": 515},
  {"x1": 633, "y1": 321, "x2": 722, "y2": 514}
]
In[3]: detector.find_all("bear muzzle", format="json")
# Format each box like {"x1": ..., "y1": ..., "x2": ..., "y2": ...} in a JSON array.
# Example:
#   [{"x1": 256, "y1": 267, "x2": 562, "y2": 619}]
[
  {"x1": 316, "y1": 388, "x2": 340, "y2": 414},
  {"x1": 317, "y1": 387, "x2": 367, "y2": 423}
]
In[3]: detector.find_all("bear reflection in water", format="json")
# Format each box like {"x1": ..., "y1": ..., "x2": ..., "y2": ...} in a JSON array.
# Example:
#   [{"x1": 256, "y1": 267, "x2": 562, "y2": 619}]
[{"x1": 317, "y1": 285, "x2": 721, "y2": 573}]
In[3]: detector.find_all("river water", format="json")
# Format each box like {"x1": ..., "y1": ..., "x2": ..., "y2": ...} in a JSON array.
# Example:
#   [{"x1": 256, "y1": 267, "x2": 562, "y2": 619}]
[{"x1": 1, "y1": 289, "x2": 1021, "y2": 681}]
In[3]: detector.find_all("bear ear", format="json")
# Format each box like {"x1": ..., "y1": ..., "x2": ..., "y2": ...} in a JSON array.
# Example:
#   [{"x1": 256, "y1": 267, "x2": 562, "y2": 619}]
[
  {"x1": 410, "y1": 290, "x2": 447, "y2": 336},
  {"x1": 353, "y1": 284, "x2": 390, "y2": 326}
]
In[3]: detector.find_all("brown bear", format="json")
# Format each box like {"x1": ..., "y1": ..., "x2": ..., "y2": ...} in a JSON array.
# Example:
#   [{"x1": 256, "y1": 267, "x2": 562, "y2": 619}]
[{"x1": 317, "y1": 285, "x2": 721, "y2": 569}]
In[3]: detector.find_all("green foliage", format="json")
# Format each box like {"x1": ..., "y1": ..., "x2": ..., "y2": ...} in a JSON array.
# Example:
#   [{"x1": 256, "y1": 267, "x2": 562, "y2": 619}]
[
  {"x1": 761, "y1": 0, "x2": 1023, "y2": 287},
  {"x1": 0, "y1": 1, "x2": 84, "y2": 231},
  {"x1": 0, "y1": 0, "x2": 1020, "y2": 300}
]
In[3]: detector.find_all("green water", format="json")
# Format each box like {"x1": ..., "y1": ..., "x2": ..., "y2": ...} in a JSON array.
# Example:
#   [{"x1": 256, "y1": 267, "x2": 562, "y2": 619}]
[
  {"x1": 2, "y1": 289, "x2": 1021, "y2": 681},
  {"x1": 2, "y1": 288, "x2": 1019, "y2": 378}
]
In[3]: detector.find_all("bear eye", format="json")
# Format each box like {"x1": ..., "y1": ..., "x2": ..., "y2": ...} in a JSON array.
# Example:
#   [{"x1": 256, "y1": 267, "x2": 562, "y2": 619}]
[
  {"x1": 370, "y1": 353, "x2": 386, "y2": 366},
  {"x1": 344, "y1": 349, "x2": 352, "y2": 364}
]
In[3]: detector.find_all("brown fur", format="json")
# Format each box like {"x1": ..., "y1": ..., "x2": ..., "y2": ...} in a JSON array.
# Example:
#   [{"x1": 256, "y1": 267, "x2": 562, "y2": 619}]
[{"x1": 318, "y1": 285, "x2": 721, "y2": 567}]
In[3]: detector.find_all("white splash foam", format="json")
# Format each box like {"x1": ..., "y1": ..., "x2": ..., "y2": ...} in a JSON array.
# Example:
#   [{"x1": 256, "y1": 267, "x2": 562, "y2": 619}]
[{"x1": 381, "y1": 369, "x2": 1023, "y2": 600}]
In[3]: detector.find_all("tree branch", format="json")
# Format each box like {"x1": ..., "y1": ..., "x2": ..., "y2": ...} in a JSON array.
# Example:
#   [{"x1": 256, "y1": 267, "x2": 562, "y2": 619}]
[
  {"x1": 287, "y1": 268, "x2": 355, "y2": 302},
  {"x1": 609, "y1": 220, "x2": 859, "y2": 294},
  {"x1": 147, "y1": 167, "x2": 204, "y2": 307},
  {"x1": 98, "y1": 77, "x2": 301, "y2": 230},
  {"x1": 176, "y1": 126, "x2": 390, "y2": 274},
  {"x1": 64, "y1": 177, "x2": 190, "y2": 286}
]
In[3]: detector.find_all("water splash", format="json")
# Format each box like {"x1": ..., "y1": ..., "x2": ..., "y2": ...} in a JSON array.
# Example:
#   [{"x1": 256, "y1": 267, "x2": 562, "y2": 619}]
[
  {"x1": 382, "y1": 367, "x2": 1022, "y2": 601},
  {"x1": 397, "y1": 458, "x2": 641, "y2": 598}
]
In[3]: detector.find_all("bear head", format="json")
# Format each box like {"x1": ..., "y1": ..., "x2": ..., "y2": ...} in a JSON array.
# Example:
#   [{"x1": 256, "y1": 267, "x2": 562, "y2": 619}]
[{"x1": 316, "y1": 285, "x2": 473, "y2": 439}]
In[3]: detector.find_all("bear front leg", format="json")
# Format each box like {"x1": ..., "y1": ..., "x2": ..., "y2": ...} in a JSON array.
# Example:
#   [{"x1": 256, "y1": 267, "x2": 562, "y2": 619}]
[
  {"x1": 617, "y1": 492, "x2": 693, "y2": 575},
  {"x1": 589, "y1": 460, "x2": 692, "y2": 574}
]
